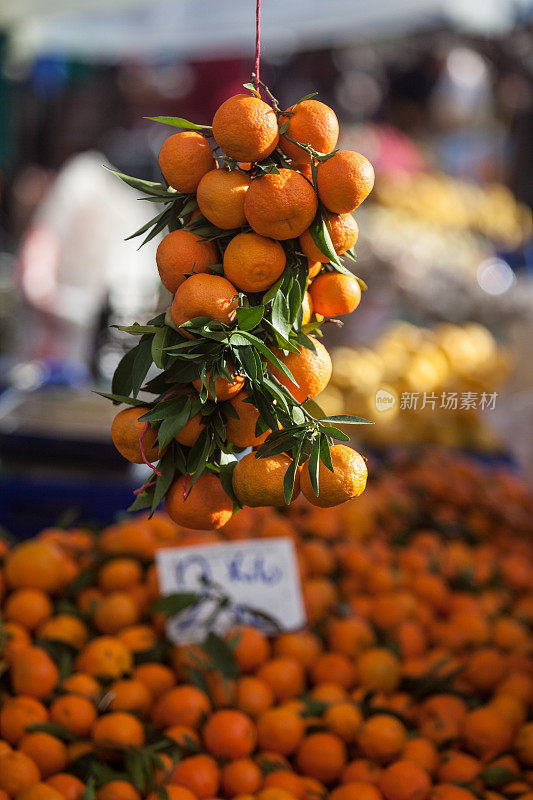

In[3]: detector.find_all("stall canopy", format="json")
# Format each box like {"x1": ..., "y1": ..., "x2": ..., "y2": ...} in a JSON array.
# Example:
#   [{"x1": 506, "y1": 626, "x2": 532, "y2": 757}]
[{"x1": 1, "y1": 0, "x2": 531, "y2": 64}]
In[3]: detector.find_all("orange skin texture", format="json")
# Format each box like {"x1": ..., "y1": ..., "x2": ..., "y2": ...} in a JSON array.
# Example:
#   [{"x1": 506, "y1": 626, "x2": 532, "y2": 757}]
[
  {"x1": 309, "y1": 273, "x2": 361, "y2": 317},
  {"x1": 0, "y1": 751, "x2": 41, "y2": 796},
  {"x1": 91, "y1": 711, "x2": 145, "y2": 749},
  {"x1": 270, "y1": 337, "x2": 332, "y2": 403},
  {"x1": 4, "y1": 541, "x2": 66, "y2": 594},
  {"x1": 170, "y1": 754, "x2": 220, "y2": 799},
  {"x1": 300, "y1": 212, "x2": 359, "y2": 263},
  {"x1": 203, "y1": 710, "x2": 257, "y2": 760},
  {"x1": 49, "y1": 694, "x2": 97, "y2": 737},
  {"x1": 165, "y1": 472, "x2": 233, "y2": 530},
  {"x1": 18, "y1": 732, "x2": 68, "y2": 778},
  {"x1": 152, "y1": 685, "x2": 211, "y2": 730},
  {"x1": 156, "y1": 230, "x2": 218, "y2": 294},
  {"x1": 256, "y1": 708, "x2": 305, "y2": 755},
  {"x1": 133, "y1": 663, "x2": 175, "y2": 699},
  {"x1": 222, "y1": 759, "x2": 263, "y2": 797},
  {"x1": 236, "y1": 676, "x2": 275, "y2": 717},
  {"x1": 295, "y1": 731, "x2": 347, "y2": 784},
  {"x1": 15, "y1": 785, "x2": 65, "y2": 800},
  {"x1": 196, "y1": 168, "x2": 251, "y2": 229},
  {"x1": 279, "y1": 100, "x2": 339, "y2": 164},
  {"x1": 75, "y1": 636, "x2": 133, "y2": 679},
  {"x1": 330, "y1": 784, "x2": 382, "y2": 800},
  {"x1": 232, "y1": 453, "x2": 300, "y2": 508},
  {"x1": 98, "y1": 558, "x2": 142, "y2": 592},
  {"x1": 93, "y1": 591, "x2": 139, "y2": 634},
  {"x1": 147, "y1": 789, "x2": 195, "y2": 800},
  {"x1": 107, "y1": 678, "x2": 152, "y2": 715},
  {"x1": 96, "y1": 785, "x2": 141, "y2": 800},
  {"x1": 37, "y1": 614, "x2": 89, "y2": 649},
  {"x1": 308, "y1": 260, "x2": 322, "y2": 278},
  {"x1": 159, "y1": 131, "x2": 215, "y2": 193},
  {"x1": 317, "y1": 151, "x2": 375, "y2": 214},
  {"x1": 192, "y1": 364, "x2": 245, "y2": 401},
  {"x1": 244, "y1": 169, "x2": 318, "y2": 241},
  {"x1": 301, "y1": 292, "x2": 313, "y2": 325},
  {"x1": 357, "y1": 646, "x2": 401, "y2": 692},
  {"x1": 171, "y1": 273, "x2": 238, "y2": 331},
  {"x1": 225, "y1": 392, "x2": 269, "y2": 449},
  {"x1": 212, "y1": 94, "x2": 279, "y2": 163},
  {"x1": 357, "y1": 714, "x2": 407, "y2": 762},
  {"x1": 4, "y1": 588, "x2": 53, "y2": 631},
  {"x1": 301, "y1": 445, "x2": 367, "y2": 508},
  {"x1": 223, "y1": 232, "x2": 286, "y2": 293},
  {"x1": 378, "y1": 760, "x2": 432, "y2": 800},
  {"x1": 10, "y1": 647, "x2": 59, "y2": 700},
  {"x1": 0, "y1": 696, "x2": 49, "y2": 745},
  {"x1": 45, "y1": 774, "x2": 85, "y2": 800},
  {"x1": 110, "y1": 407, "x2": 160, "y2": 465},
  {"x1": 175, "y1": 411, "x2": 205, "y2": 447}
]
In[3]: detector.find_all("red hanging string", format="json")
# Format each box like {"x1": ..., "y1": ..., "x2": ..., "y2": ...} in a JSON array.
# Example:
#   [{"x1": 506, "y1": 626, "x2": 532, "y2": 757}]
[
  {"x1": 254, "y1": 0, "x2": 261, "y2": 92},
  {"x1": 139, "y1": 422, "x2": 162, "y2": 477}
]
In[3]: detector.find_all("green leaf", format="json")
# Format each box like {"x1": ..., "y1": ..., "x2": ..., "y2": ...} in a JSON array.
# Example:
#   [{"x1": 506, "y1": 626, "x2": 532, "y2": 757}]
[
  {"x1": 271, "y1": 292, "x2": 291, "y2": 340},
  {"x1": 481, "y1": 767, "x2": 518, "y2": 789},
  {"x1": 131, "y1": 338, "x2": 155, "y2": 397},
  {"x1": 318, "y1": 434, "x2": 334, "y2": 472},
  {"x1": 201, "y1": 632, "x2": 239, "y2": 679},
  {"x1": 124, "y1": 206, "x2": 171, "y2": 242},
  {"x1": 230, "y1": 331, "x2": 297, "y2": 385},
  {"x1": 302, "y1": 398, "x2": 325, "y2": 418},
  {"x1": 356, "y1": 277, "x2": 368, "y2": 291},
  {"x1": 104, "y1": 167, "x2": 175, "y2": 197},
  {"x1": 151, "y1": 326, "x2": 169, "y2": 369},
  {"x1": 82, "y1": 777, "x2": 97, "y2": 800},
  {"x1": 150, "y1": 592, "x2": 199, "y2": 616},
  {"x1": 288, "y1": 278, "x2": 303, "y2": 325},
  {"x1": 145, "y1": 115, "x2": 212, "y2": 131},
  {"x1": 140, "y1": 395, "x2": 188, "y2": 422},
  {"x1": 150, "y1": 447, "x2": 178, "y2": 515},
  {"x1": 307, "y1": 442, "x2": 320, "y2": 497},
  {"x1": 294, "y1": 91, "x2": 319, "y2": 105},
  {"x1": 308, "y1": 210, "x2": 345, "y2": 267},
  {"x1": 320, "y1": 424, "x2": 350, "y2": 441},
  {"x1": 187, "y1": 428, "x2": 212, "y2": 478},
  {"x1": 94, "y1": 391, "x2": 146, "y2": 407},
  {"x1": 278, "y1": 120, "x2": 290, "y2": 135},
  {"x1": 237, "y1": 305, "x2": 264, "y2": 331},
  {"x1": 319, "y1": 414, "x2": 373, "y2": 425},
  {"x1": 128, "y1": 486, "x2": 156, "y2": 513},
  {"x1": 158, "y1": 396, "x2": 193, "y2": 449},
  {"x1": 26, "y1": 721, "x2": 78, "y2": 742},
  {"x1": 283, "y1": 439, "x2": 304, "y2": 505},
  {"x1": 242, "y1": 82, "x2": 260, "y2": 97},
  {"x1": 262, "y1": 276, "x2": 284, "y2": 304},
  {"x1": 219, "y1": 457, "x2": 240, "y2": 506},
  {"x1": 115, "y1": 323, "x2": 161, "y2": 335},
  {"x1": 111, "y1": 338, "x2": 153, "y2": 398}
]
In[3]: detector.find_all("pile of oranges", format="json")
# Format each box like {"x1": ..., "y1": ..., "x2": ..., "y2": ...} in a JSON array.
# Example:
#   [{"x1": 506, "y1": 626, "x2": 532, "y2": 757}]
[
  {"x1": 1, "y1": 449, "x2": 533, "y2": 800},
  {"x1": 108, "y1": 88, "x2": 374, "y2": 523}
]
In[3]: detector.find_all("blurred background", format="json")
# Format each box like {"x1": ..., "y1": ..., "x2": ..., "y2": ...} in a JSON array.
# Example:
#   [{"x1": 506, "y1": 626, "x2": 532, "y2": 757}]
[{"x1": 1, "y1": 0, "x2": 533, "y2": 535}]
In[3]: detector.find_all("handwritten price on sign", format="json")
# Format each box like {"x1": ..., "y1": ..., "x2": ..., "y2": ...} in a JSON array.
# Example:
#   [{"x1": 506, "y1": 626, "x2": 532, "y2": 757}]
[{"x1": 155, "y1": 538, "x2": 306, "y2": 644}]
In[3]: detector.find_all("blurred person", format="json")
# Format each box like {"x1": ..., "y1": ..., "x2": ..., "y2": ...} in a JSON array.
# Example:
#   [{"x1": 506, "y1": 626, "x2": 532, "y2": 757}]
[{"x1": 16, "y1": 150, "x2": 161, "y2": 376}]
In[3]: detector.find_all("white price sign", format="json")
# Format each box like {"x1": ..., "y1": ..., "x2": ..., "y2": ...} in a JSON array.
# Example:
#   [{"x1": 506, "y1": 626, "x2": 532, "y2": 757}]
[{"x1": 155, "y1": 538, "x2": 306, "y2": 644}]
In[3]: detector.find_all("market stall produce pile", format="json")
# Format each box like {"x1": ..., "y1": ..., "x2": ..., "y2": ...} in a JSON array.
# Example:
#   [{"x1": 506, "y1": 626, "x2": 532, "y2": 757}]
[{"x1": 1, "y1": 449, "x2": 533, "y2": 800}]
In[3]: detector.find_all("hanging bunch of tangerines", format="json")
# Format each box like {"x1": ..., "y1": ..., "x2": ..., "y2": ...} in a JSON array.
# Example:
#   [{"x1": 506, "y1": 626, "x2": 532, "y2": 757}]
[{"x1": 102, "y1": 83, "x2": 375, "y2": 529}]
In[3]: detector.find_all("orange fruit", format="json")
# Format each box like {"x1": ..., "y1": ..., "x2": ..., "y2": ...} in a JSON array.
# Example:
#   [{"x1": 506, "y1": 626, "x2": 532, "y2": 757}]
[
  {"x1": 270, "y1": 337, "x2": 331, "y2": 403},
  {"x1": 256, "y1": 657, "x2": 305, "y2": 701},
  {"x1": 49, "y1": 695, "x2": 97, "y2": 737},
  {"x1": 19, "y1": 732, "x2": 68, "y2": 778},
  {"x1": 330, "y1": 784, "x2": 382, "y2": 800},
  {"x1": 192, "y1": 364, "x2": 245, "y2": 401},
  {"x1": 436, "y1": 752, "x2": 480, "y2": 784},
  {"x1": 379, "y1": 760, "x2": 432, "y2": 800},
  {"x1": 326, "y1": 617, "x2": 375, "y2": 658},
  {"x1": 110, "y1": 407, "x2": 159, "y2": 465},
  {"x1": 156, "y1": 230, "x2": 218, "y2": 294},
  {"x1": 37, "y1": 614, "x2": 89, "y2": 650},
  {"x1": 462, "y1": 706, "x2": 513, "y2": 759},
  {"x1": 4, "y1": 541, "x2": 66, "y2": 593},
  {"x1": 308, "y1": 261, "x2": 322, "y2": 279},
  {"x1": 256, "y1": 790, "x2": 295, "y2": 800},
  {"x1": 93, "y1": 591, "x2": 139, "y2": 635},
  {"x1": 221, "y1": 758, "x2": 263, "y2": 796},
  {"x1": 174, "y1": 412, "x2": 205, "y2": 447},
  {"x1": 300, "y1": 213, "x2": 358, "y2": 263},
  {"x1": 91, "y1": 711, "x2": 145, "y2": 749},
  {"x1": 256, "y1": 707, "x2": 305, "y2": 755},
  {"x1": 4, "y1": 588, "x2": 53, "y2": 630},
  {"x1": 232, "y1": 453, "x2": 300, "y2": 507},
  {"x1": 401, "y1": 738, "x2": 439, "y2": 775},
  {"x1": 98, "y1": 558, "x2": 143, "y2": 593},
  {"x1": 316, "y1": 151, "x2": 374, "y2": 214},
  {"x1": 244, "y1": 169, "x2": 318, "y2": 240},
  {"x1": 96, "y1": 782, "x2": 142, "y2": 800},
  {"x1": 75, "y1": 636, "x2": 133, "y2": 679},
  {"x1": 357, "y1": 647, "x2": 400, "y2": 692},
  {"x1": 263, "y1": 771, "x2": 306, "y2": 800},
  {"x1": 196, "y1": 168, "x2": 251, "y2": 229},
  {"x1": 1, "y1": 621, "x2": 31, "y2": 663},
  {"x1": 273, "y1": 631, "x2": 323, "y2": 668},
  {"x1": 357, "y1": 714, "x2": 407, "y2": 762},
  {"x1": 295, "y1": 732, "x2": 347, "y2": 784},
  {"x1": 171, "y1": 753, "x2": 220, "y2": 799},
  {"x1": 301, "y1": 292, "x2": 313, "y2": 326},
  {"x1": 515, "y1": 722, "x2": 533, "y2": 765},
  {"x1": 279, "y1": 100, "x2": 339, "y2": 163},
  {"x1": 311, "y1": 653, "x2": 357, "y2": 690},
  {"x1": 133, "y1": 663, "x2": 175, "y2": 699},
  {"x1": 152, "y1": 685, "x2": 211, "y2": 729},
  {"x1": 107, "y1": 679, "x2": 152, "y2": 715},
  {"x1": 61, "y1": 672, "x2": 100, "y2": 700},
  {"x1": 212, "y1": 95, "x2": 279, "y2": 163},
  {"x1": 341, "y1": 760, "x2": 382, "y2": 785},
  {"x1": 301, "y1": 445, "x2": 367, "y2": 508},
  {"x1": 159, "y1": 131, "x2": 215, "y2": 192},
  {"x1": 416, "y1": 695, "x2": 467, "y2": 746},
  {"x1": 225, "y1": 393, "x2": 268, "y2": 449},
  {"x1": 223, "y1": 232, "x2": 286, "y2": 293},
  {"x1": 0, "y1": 750, "x2": 41, "y2": 796},
  {"x1": 165, "y1": 725, "x2": 200, "y2": 750},
  {"x1": 165, "y1": 472, "x2": 233, "y2": 530},
  {"x1": 171, "y1": 273, "x2": 238, "y2": 330},
  {"x1": 10, "y1": 646, "x2": 59, "y2": 699},
  {"x1": 46, "y1": 774, "x2": 85, "y2": 800},
  {"x1": 15, "y1": 784, "x2": 64, "y2": 800},
  {"x1": 203, "y1": 710, "x2": 257, "y2": 759},
  {"x1": 236, "y1": 676, "x2": 275, "y2": 717},
  {"x1": 0, "y1": 696, "x2": 48, "y2": 745},
  {"x1": 309, "y1": 273, "x2": 361, "y2": 318},
  {"x1": 323, "y1": 702, "x2": 362, "y2": 742},
  {"x1": 230, "y1": 625, "x2": 271, "y2": 673}
]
